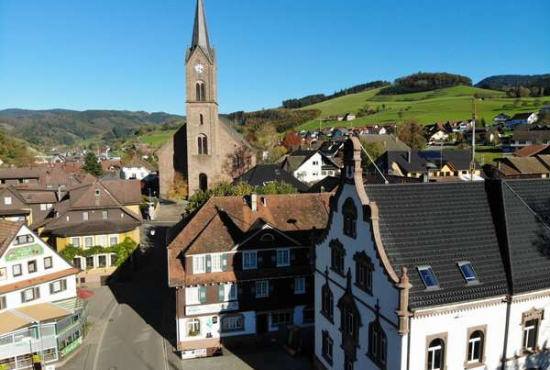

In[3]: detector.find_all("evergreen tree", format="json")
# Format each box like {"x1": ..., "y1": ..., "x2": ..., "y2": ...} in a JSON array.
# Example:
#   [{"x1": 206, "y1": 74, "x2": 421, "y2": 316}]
[{"x1": 82, "y1": 152, "x2": 103, "y2": 177}]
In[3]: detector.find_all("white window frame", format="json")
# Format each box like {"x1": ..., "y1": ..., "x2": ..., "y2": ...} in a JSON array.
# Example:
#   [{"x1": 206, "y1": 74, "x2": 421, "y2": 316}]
[
  {"x1": 523, "y1": 320, "x2": 538, "y2": 350},
  {"x1": 211, "y1": 254, "x2": 222, "y2": 272},
  {"x1": 50, "y1": 279, "x2": 67, "y2": 294},
  {"x1": 84, "y1": 236, "x2": 94, "y2": 248},
  {"x1": 186, "y1": 319, "x2": 201, "y2": 337},
  {"x1": 255, "y1": 280, "x2": 269, "y2": 298},
  {"x1": 83, "y1": 212, "x2": 89, "y2": 221},
  {"x1": 97, "y1": 235, "x2": 107, "y2": 247},
  {"x1": 243, "y1": 251, "x2": 257, "y2": 270},
  {"x1": 193, "y1": 255, "x2": 206, "y2": 274},
  {"x1": 186, "y1": 287, "x2": 200, "y2": 305},
  {"x1": 294, "y1": 277, "x2": 306, "y2": 294},
  {"x1": 427, "y1": 342, "x2": 443, "y2": 370},
  {"x1": 468, "y1": 335, "x2": 482, "y2": 363},
  {"x1": 109, "y1": 235, "x2": 119, "y2": 246},
  {"x1": 71, "y1": 237, "x2": 81, "y2": 247},
  {"x1": 44, "y1": 256, "x2": 53, "y2": 270},
  {"x1": 276, "y1": 249, "x2": 290, "y2": 267},
  {"x1": 4, "y1": 197, "x2": 11, "y2": 205},
  {"x1": 221, "y1": 315, "x2": 244, "y2": 332}
]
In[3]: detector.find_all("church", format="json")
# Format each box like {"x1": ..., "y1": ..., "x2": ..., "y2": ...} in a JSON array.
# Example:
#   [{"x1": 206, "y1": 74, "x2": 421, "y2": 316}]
[{"x1": 158, "y1": 0, "x2": 255, "y2": 198}]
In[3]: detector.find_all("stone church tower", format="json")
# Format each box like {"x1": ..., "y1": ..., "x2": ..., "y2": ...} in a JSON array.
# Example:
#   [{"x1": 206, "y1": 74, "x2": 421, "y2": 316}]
[{"x1": 158, "y1": 0, "x2": 255, "y2": 198}]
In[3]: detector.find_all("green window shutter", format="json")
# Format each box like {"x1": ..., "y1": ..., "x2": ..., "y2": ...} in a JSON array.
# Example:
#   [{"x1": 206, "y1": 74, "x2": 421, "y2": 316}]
[
  {"x1": 219, "y1": 285, "x2": 225, "y2": 302},
  {"x1": 205, "y1": 255, "x2": 212, "y2": 273},
  {"x1": 199, "y1": 286, "x2": 207, "y2": 303},
  {"x1": 222, "y1": 254, "x2": 228, "y2": 271}
]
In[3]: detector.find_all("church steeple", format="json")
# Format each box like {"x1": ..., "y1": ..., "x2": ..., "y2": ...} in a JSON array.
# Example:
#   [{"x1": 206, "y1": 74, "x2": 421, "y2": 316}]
[{"x1": 191, "y1": 0, "x2": 211, "y2": 54}]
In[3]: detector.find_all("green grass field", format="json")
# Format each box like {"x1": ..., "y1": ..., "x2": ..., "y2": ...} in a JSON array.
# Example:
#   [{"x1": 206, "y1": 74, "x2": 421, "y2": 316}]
[
  {"x1": 296, "y1": 85, "x2": 549, "y2": 131},
  {"x1": 138, "y1": 130, "x2": 178, "y2": 147}
]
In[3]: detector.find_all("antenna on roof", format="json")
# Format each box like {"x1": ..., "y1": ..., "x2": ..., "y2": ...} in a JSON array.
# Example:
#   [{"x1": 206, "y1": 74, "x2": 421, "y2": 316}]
[
  {"x1": 359, "y1": 141, "x2": 388, "y2": 184},
  {"x1": 470, "y1": 98, "x2": 477, "y2": 182}
]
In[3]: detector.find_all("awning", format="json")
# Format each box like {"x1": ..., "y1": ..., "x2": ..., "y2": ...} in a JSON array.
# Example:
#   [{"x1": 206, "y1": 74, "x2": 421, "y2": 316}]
[{"x1": 0, "y1": 302, "x2": 73, "y2": 335}]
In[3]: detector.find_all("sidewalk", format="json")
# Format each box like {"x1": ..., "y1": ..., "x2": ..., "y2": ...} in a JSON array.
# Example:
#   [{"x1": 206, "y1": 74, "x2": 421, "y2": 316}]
[{"x1": 56, "y1": 287, "x2": 117, "y2": 370}]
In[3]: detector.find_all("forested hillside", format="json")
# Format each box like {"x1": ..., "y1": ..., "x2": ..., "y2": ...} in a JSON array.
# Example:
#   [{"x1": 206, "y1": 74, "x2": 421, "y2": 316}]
[{"x1": 475, "y1": 74, "x2": 550, "y2": 96}]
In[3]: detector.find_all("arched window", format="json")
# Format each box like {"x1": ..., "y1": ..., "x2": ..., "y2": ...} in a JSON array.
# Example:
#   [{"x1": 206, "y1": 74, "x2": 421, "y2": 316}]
[
  {"x1": 199, "y1": 173, "x2": 208, "y2": 192},
  {"x1": 467, "y1": 330, "x2": 484, "y2": 364},
  {"x1": 186, "y1": 318, "x2": 201, "y2": 337},
  {"x1": 427, "y1": 338, "x2": 445, "y2": 370},
  {"x1": 342, "y1": 198, "x2": 357, "y2": 238},
  {"x1": 197, "y1": 134, "x2": 208, "y2": 155},
  {"x1": 195, "y1": 82, "x2": 206, "y2": 101},
  {"x1": 321, "y1": 283, "x2": 334, "y2": 321},
  {"x1": 260, "y1": 233, "x2": 274, "y2": 242},
  {"x1": 341, "y1": 300, "x2": 359, "y2": 341},
  {"x1": 199, "y1": 114, "x2": 204, "y2": 125},
  {"x1": 368, "y1": 321, "x2": 387, "y2": 366}
]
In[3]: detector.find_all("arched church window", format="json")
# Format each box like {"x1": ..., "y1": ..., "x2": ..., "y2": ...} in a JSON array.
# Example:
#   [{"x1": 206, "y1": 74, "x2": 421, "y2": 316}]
[
  {"x1": 199, "y1": 173, "x2": 208, "y2": 192},
  {"x1": 196, "y1": 82, "x2": 206, "y2": 102},
  {"x1": 197, "y1": 134, "x2": 208, "y2": 155}
]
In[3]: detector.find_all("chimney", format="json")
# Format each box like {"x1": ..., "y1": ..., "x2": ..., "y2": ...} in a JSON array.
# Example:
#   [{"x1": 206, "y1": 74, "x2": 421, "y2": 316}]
[
  {"x1": 407, "y1": 150, "x2": 411, "y2": 163},
  {"x1": 57, "y1": 185, "x2": 62, "y2": 201},
  {"x1": 251, "y1": 193, "x2": 258, "y2": 213}
]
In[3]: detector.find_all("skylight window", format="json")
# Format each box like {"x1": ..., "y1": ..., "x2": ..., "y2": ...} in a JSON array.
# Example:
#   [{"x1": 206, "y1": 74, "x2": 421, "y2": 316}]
[
  {"x1": 458, "y1": 262, "x2": 478, "y2": 283},
  {"x1": 417, "y1": 266, "x2": 439, "y2": 289}
]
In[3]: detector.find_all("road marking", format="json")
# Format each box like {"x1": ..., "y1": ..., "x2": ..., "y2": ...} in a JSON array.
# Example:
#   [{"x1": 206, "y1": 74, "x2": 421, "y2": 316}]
[{"x1": 92, "y1": 300, "x2": 118, "y2": 370}]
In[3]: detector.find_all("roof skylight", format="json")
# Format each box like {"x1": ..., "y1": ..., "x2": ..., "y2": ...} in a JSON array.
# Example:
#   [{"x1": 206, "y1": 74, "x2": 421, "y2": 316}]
[
  {"x1": 417, "y1": 266, "x2": 439, "y2": 289},
  {"x1": 458, "y1": 262, "x2": 478, "y2": 283}
]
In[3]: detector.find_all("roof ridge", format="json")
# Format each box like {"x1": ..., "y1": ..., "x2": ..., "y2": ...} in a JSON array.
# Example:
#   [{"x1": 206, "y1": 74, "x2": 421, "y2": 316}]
[{"x1": 503, "y1": 181, "x2": 550, "y2": 233}]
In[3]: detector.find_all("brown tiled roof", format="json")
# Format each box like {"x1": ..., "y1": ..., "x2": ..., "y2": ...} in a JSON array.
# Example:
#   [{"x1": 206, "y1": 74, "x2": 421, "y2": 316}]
[
  {"x1": 537, "y1": 155, "x2": 550, "y2": 170},
  {"x1": 124, "y1": 157, "x2": 157, "y2": 172},
  {"x1": 513, "y1": 145, "x2": 550, "y2": 157},
  {"x1": 505, "y1": 157, "x2": 550, "y2": 175},
  {"x1": 44, "y1": 219, "x2": 141, "y2": 237},
  {"x1": 0, "y1": 267, "x2": 79, "y2": 295},
  {"x1": 102, "y1": 180, "x2": 142, "y2": 205},
  {"x1": 0, "y1": 220, "x2": 22, "y2": 257},
  {"x1": 168, "y1": 193, "x2": 330, "y2": 287},
  {"x1": 0, "y1": 168, "x2": 40, "y2": 180}
]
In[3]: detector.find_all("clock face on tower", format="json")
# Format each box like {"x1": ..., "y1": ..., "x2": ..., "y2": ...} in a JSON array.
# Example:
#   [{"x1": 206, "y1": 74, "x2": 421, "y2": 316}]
[{"x1": 194, "y1": 64, "x2": 205, "y2": 74}]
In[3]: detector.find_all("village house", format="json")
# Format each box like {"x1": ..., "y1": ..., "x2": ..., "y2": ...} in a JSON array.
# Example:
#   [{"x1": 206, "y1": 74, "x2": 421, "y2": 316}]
[
  {"x1": 509, "y1": 125, "x2": 550, "y2": 150},
  {"x1": 314, "y1": 137, "x2": 550, "y2": 370},
  {"x1": 493, "y1": 113, "x2": 510, "y2": 125},
  {"x1": 513, "y1": 144, "x2": 550, "y2": 157},
  {"x1": 36, "y1": 180, "x2": 142, "y2": 286},
  {"x1": 505, "y1": 112, "x2": 539, "y2": 129},
  {"x1": 0, "y1": 221, "x2": 87, "y2": 369},
  {"x1": 120, "y1": 157, "x2": 157, "y2": 181},
  {"x1": 282, "y1": 150, "x2": 341, "y2": 185},
  {"x1": 485, "y1": 155, "x2": 550, "y2": 179},
  {"x1": 234, "y1": 164, "x2": 309, "y2": 192},
  {"x1": 167, "y1": 193, "x2": 330, "y2": 359}
]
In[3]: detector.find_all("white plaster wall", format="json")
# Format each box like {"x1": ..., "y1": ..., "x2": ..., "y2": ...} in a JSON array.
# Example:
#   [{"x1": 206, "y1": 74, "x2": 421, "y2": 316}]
[
  {"x1": 121, "y1": 166, "x2": 150, "y2": 180},
  {"x1": 293, "y1": 152, "x2": 326, "y2": 184},
  {"x1": 178, "y1": 311, "x2": 256, "y2": 343},
  {"x1": 504, "y1": 292, "x2": 550, "y2": 370},
  {"x1": 314, "y1": 183, "x2": 401, "y2": 369},
  {"x1": 2, "y1": 276, "x2": 77, "y2": 311},
  {"x1": 408, "y1": 299, "x2": 508, "y2": 370}
]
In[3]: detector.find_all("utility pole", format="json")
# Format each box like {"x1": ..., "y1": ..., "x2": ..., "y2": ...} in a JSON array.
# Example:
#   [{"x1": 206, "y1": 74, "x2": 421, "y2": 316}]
[{"x1": 470, "y1": 98, "x2": 477, "y2": 182}]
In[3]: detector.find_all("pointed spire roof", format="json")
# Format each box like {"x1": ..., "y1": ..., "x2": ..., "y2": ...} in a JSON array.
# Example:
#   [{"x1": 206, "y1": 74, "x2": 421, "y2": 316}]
[{"x1": 191, "y1": 0, "x2": 211, "y2": 52}]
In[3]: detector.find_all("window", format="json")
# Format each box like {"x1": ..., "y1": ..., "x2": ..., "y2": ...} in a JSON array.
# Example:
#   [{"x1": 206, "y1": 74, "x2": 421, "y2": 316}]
[
  {"x1": 14, "y1": 235, "x2": 34, "y2": 245},
  {"x1": 211, "y1": 254, "x2": 222, "y2": 272},
  {"x1": 368, "y1": 321, "x2": 387, "y2": 366},
  {"x1": 354, "y1": 252, "x2": 373, "y2": 294},
  {"x1": 49, "y1": 279, "x2": 67, "y2": 294},
  {"x1": 255, "y1": 280, "x2": 269, "y2": 298},
  {"x1": 312, "y1": 161, "x2": 319, "y2": 166},
  {"x1": 458, "y1": 262, "x2": 478, "y2": 283},
  {"x1": 109, "y1": 236, "x2": 119, "y2": 246},
  {"x1": 73, "y1": 257, "x2": 81, "y2": 269},
  {"x1": 193, "y1": 255, "x2": 206, "y2": 274},
  {"x1": 71, "y1": 237, "x2": 80, "y2": 247},
  {"x1": 12, "y1": 264, "x2": 22, "y2": 277},
  {"x1": 186, "y1": 287, "x2": 206, "y2": 305},
  {"x1": 85, "y1": 237, "x2": 94, "y2": 248},
  {"x1": 427, "y1": 338, "x2": 445, "y2": 370},
  {"x1": 521, "y1": 309, "x2": 543, "y2": 352},
  {"x1": 321, "y1": 283, "x2": 334, "y2": 321},
  {"x1": 97, "y1": 235, "x2": 107, "y2": 247},
  {"x1": 27, "y1": 260, "x2": 37, "y2": 274},
  {"x1": 339, "y1": 299, "x2": 360, "y2": 342},
  {"x1": 0, "y1": 295, "x2": 6, "y2": 310},
  {"x1": 197, "y1": 135, "x2": 208, "y2": 155},
  {"x1": 271, "y1": 310, "x2": 293, "y2": 328},
  {"x1": 342, "y1": 198, "x2": 357, "y2": 238},
  {"x1": 322, "y1": 330, "x2": 333, "y2": 365},
  {"x1": 260, "y1": 233, "x2": 274, "y2": 243},
  {"x1": 4, "y1": 197, "x2": 12, "y2": 205},
  {"x1": 294, "y1": 277, "x2": 306, "y2": 294},
  {"x1": 195, "y1": 82, "x2": 206, "y2": 102},
  {"x1": 330, "y1": 240, "x2": 345, "y2": 275},
  {"x1": 95, "y1": 188, "x2": 101, "y2": 196},
  {"x1": 21, "y1": 287, "x2": 40, "y2": 303},
  {"x1": 102, "y1": 211, "x2": 108, "y2": 220},
  {"x1": 186, "y1": 319, "x2": 201, "y2": 337},
  {"x1": 83, "y1": 212, "x2": 89, "y2": 221},
  {"x1": 199, "y1": 114, "x2": 204, "y2": 126},
  {"x1": 418, "y1": 266, "x2": 439, "y2": 289},
  {"x1": 219, "y1": 283, "x2": 237, "y2": 302},
  {"x1": 221, "y1": 315, "x2": 244, "y2": 332},
  {"x1": 110, "y1": 254, "x2": 118, "y2": 266},
  {"x1": 98, "y1": 255, "x2": 107, "y2": 267},
  {"x1": 467, "y1": 330, "x2": 484, "y2": 364},
  {"x1": 345, "y1": 356, "x2": 354, "y2": 370},
  {"x1": 276, "y1": 249, "x2": 290, "y2": 267},
  {"x1": 44, "y1": 257, "x2": 53, "y2": 270},
  {"x1": 303, "y1": 307, "x2": 314, "y2": 323},
  {"x1": 86, "y1": 256, "x2": 94, "y2": 269},
  {"x1": 243, "y1": 251, "x2": 257, "y2": 270}
]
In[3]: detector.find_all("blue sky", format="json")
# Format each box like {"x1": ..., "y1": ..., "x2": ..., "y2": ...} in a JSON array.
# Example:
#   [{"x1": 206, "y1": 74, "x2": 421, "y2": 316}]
[{"x1": 0, "y1": 0, "x2": 549, "y2": 115}]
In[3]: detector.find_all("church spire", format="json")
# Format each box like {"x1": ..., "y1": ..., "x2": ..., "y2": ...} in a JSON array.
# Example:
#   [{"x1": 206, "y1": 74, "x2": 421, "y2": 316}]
[{"x1": 191, "y1": 0, "x2": 211, "y2": 52}]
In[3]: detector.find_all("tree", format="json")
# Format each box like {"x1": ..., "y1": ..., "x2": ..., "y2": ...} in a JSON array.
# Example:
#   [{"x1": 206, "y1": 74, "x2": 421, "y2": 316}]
[
  {"x1": 282, "y1": 132, "x2": 302, "y2": 149},
  {"x1": 167, "y1": 172, "x2": 188, "y2": 200},
  {"x1": 360, "y1": 140, "x2": 384, "y2": 166},
  {"x1": 397, "y1": 120, "x2": 426, "y2": 150},
  {"x1": 224, "y1": 145, "x2": 254, "y2": 179},
  {"x1": 82, "y1": 152, "x2": 103, "y2": 177}
]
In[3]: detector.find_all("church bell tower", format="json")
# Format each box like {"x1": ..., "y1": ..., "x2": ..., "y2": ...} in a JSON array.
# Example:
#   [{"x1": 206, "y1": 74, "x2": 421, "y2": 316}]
[{"x1": 185, "y1": 0, "x2": 220, "y2": 195}]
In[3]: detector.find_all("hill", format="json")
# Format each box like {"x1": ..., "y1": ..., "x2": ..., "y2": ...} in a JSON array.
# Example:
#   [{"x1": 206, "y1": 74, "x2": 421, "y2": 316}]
[
  {"x1": 296, "y1": 85, "x2": 549, "y2": 131},
  {"x1": 476, "y1": 74, "x2": 550, "y2": 96},
  {"x1": 0, "y1": 109, "x2": 184, "y2": 148}
]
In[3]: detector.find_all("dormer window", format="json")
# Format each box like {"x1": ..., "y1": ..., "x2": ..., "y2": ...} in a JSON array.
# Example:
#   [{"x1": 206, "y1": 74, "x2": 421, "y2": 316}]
[
  {"x1": 458, "y1": 262, "x2": 478, "y2": 283},
  {"x1": 95, "y1": 188, "x2": 101, "y2": 196},
  {"x1": 260, "y1": 233, "x2": 274, "y2": 243},
  {"x1": 417, "y1": 266, "x2": 439, "y2": 289}
]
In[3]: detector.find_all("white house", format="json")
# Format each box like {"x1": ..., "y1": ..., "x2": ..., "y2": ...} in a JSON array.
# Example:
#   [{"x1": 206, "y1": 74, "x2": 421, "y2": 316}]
[
  {"x1": 121, "y1": 157, "x2": 157, "y2": 181},
  {"x1": 505, "y1": 112, "x2": 539, "y2": 129},
  {"x1": 314, "y1": 137, "x2": 550, "y2": 370},
  {"x1": 0, "y1": 221, "x2": 86, "y2": 369},
  {"x1": 282, "y1": 150, "x2": 340, "y2": 184}
]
